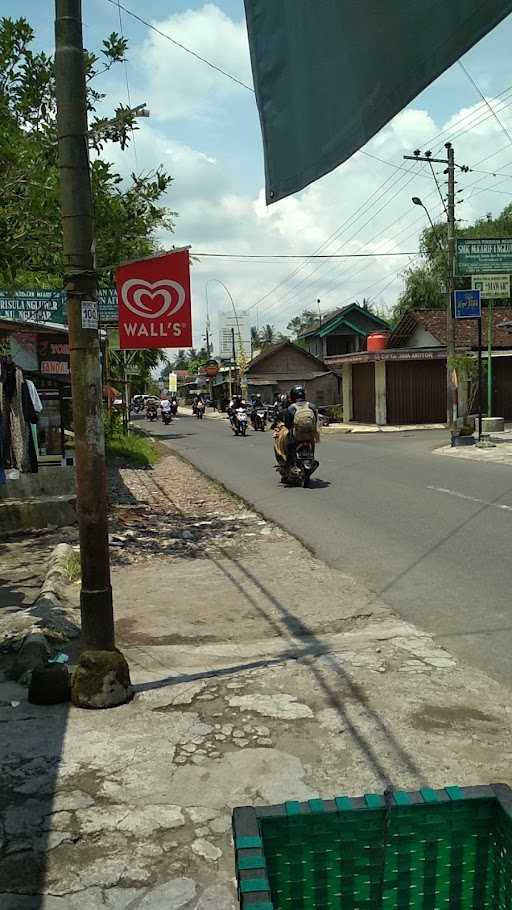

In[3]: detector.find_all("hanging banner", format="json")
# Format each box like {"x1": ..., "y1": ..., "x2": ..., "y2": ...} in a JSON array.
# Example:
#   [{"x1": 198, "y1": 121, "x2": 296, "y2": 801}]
[
  {"x1": 116, "y1": 250, "x2": 192, "y2": 350},
  {"x1": 168, "y1": 371, "x2": 178, "y2": 393}
]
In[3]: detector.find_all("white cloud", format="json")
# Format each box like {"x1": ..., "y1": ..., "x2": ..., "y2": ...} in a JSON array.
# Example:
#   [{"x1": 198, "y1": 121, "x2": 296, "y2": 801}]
[
  {"x1": 100, "y1": 4, "x2": 512, "y2": 348},
  {"x1": 138, "y1": 3, "x2": 251, "y2": 122}
]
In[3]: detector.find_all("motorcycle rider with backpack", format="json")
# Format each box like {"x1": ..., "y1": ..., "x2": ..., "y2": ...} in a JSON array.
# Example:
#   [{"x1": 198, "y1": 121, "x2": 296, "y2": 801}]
[{"x1": 283, "y1": 386, "x2": 318, "y2": 469}]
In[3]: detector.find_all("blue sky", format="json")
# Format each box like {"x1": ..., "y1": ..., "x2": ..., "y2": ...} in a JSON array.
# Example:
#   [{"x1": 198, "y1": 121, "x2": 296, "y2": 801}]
[{"x1": 12, "y1": 2, "x2": 512, "y2": 346}]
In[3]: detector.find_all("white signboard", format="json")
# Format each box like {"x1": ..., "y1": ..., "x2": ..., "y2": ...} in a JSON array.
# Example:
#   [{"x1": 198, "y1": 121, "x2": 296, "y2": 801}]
[
  {"x1": 81, "y1": 299, "x2": 98, "y2": 329},
  {"x1": 217, "y1": 310, "x2": 251, "y2": 360},
  {"x1": 471, "y1": 274, "x2": 510, "y2": 299},
  {"x1": 168, "y1": 372, "x2": 178, "y2": 393}
]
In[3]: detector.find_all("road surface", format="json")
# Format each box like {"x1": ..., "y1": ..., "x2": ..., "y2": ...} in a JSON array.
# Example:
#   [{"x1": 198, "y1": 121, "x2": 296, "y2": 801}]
[{"x1": 140, "y1": 412, "x2": 512, "y2": 686}]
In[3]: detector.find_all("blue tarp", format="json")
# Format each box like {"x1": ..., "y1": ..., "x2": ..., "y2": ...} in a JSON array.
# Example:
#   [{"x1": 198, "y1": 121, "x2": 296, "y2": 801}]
[{"x1": 244, "y1": 1, "x2": 512, "y2": 203}]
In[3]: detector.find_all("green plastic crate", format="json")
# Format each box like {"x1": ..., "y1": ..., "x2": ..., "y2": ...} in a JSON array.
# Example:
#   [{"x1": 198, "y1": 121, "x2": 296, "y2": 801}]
[{"x1": 233, "y1": 785, "x2": 512, "y2": 909}]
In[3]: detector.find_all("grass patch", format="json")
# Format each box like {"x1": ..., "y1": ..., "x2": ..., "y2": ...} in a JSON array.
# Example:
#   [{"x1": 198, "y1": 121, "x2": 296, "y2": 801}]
[
  {"x1": 65, "y1": 550, "x2": 81, "y2": 582},
  {"x1": 106, "y1": 431, "x2": 158, "y2": 467}
]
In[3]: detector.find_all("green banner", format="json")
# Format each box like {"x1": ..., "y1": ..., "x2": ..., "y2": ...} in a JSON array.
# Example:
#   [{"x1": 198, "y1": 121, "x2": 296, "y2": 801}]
[
  {"x1": 456, "y1": 239, "x2": 512, "y2": 275},
  {"x1": 0, "y1": 287, "x2": 118, "y2": 325}
]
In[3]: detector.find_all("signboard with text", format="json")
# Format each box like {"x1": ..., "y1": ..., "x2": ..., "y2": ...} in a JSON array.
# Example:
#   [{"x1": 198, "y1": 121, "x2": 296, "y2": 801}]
[
  {"x1": 0, "y1": 288, "x2": 118, "y2": 326},
  {"x1": 471, "y1": 273, "x2": 510, "y2": 298},
  {"x1": 116, "y1": 250, "x2": 192, "y2": 350},
  {"x1": 38, "y1": 335, "x2": 70, "y2": 375},
  {"x1": 454, "y1": 288, "x2": 481, "y2": 319},
  {"x1": 456, "y1": 239, "x2": 512, "y2": 274}
]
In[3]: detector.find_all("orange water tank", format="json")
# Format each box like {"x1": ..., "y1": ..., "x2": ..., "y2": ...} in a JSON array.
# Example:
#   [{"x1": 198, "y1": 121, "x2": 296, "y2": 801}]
[{"x1": 366, "y1": 331, "x2": 390, "y2": 352}]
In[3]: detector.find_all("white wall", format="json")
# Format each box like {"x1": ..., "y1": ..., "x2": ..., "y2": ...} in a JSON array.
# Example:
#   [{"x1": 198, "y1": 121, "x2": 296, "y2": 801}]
[{"x1": 408, "y1": 325, "x2": 443, "y2": 348}]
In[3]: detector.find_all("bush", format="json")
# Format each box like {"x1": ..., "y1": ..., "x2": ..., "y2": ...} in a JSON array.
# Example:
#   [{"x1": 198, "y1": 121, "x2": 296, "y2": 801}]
[{"x1": 106, "y1": 431, "x2": 158, "y2": 467}]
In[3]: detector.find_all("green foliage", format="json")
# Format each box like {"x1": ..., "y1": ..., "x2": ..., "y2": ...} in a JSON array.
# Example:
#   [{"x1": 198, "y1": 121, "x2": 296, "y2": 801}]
[
  {"x1": 64, "y1": 551, "x2": 81, "y2": 583},
  {"x1": 160, "y1": 348, "x2": 209, "y2": 378},
  {"x1": 448, "y1": 352, "x2": 487, "y2": 416},
  {"x1": 286, "y1": 309, "x2": 318, "y2": 338},
  {"x1": 108, "y1": 349, "x2": 169, "y2": 395},
  {"x1": 395, "y1": 207, "x2": 512, "y2": 322},
  {"x1": 0, "y1": 16, "x2": 175, "y2": 288},
  {"x1": 251, "y1": 323, "x2": 288, "y2": 349},
  {"x1": 106, "y1": 429, "x2": 158, "y2": 467}
]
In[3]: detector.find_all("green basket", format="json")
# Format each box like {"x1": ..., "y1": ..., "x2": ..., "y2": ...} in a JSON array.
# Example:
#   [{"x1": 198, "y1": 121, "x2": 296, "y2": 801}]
[{"x1": 232, "y1": 785, "x2": 512, "y2": 909}]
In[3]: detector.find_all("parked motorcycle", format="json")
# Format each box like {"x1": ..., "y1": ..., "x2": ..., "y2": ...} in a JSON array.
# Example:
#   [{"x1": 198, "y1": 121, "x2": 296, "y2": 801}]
[{"x1": 231, "y1": 406, "x2": 248, "y2": 436}]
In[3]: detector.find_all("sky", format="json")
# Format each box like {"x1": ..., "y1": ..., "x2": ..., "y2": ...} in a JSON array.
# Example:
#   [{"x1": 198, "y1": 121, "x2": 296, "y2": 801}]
[{"x1": 14, "y1": 1, "x2": 512, "y2": 349}]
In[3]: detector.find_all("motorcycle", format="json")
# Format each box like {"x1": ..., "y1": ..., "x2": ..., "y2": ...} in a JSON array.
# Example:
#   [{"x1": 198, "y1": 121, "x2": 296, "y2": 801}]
[
  {"x1": 252, "y1": 407, "x2": 267, "y2": 431},
  {"x1": 231, "y1": 406, "x2": 248, "y2": 436},
  {"x1": 196, "y1": 400, "x2": 205, "y2": 420},
  {"x1": 273, "y1": 426, "x2": 318, "y2": 487},
  {"x1": 170, "y1": 400, "x2": 178, "y2": 416},
  {"x1": 162, "y1": 410, "x2": 172, "y2": 426},
  {"x1": 146, "y1": 406, "x2": 158, "y2": 422}
]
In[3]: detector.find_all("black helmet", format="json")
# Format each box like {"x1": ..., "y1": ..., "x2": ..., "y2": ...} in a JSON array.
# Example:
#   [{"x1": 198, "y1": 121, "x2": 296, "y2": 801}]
[{"x1": 290, "y1": 385, "x2": 306, "y2": 402}]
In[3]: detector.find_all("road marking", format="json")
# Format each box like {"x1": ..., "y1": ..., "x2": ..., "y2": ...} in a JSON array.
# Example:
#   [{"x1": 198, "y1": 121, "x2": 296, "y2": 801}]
[{"x1": 427, "y1": 485, "x2": 512, "y2": 512}]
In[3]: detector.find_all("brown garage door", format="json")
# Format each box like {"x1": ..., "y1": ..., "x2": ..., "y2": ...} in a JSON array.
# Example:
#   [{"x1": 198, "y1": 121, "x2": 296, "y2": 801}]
[
  {"x1": 352, "y1": 363, "x2": 375, "y2": 422},
  {"x1": 386, "y1": 360, "x2": 446, "y2": 424},
  {"x1": 493, "y1": 357, "x2": 512, "y2": 419}
]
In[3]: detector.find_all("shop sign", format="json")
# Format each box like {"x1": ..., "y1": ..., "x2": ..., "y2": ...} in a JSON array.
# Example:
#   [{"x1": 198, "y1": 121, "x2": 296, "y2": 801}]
[
  {"x1": 471, "y1": 274, "x2": 510, "y2": 298},
  {"x1": 116, "y1": 249, "x2": 192, "y2": 350},
  {"x1": 38, "y1": 335, "x2": 70, "y2": 375},
  {"x1": 456, "y1": 238, "x2": 512, "y2": 274},
  {"x1": 0, "y1": 287, "x2": 118, "y2": 326}
]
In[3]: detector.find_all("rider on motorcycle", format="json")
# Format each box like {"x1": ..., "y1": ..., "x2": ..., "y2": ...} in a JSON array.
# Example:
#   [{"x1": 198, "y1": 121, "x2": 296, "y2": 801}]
[
  {"x1": 283, "y1": 386, "x2": 318, "y2": 468},
  {"x1": 160, "y1": 397, "x2": 172, "y2": 419},
  {"x1": 250, "y1": 394, "x2": 265, "y2": 428}
]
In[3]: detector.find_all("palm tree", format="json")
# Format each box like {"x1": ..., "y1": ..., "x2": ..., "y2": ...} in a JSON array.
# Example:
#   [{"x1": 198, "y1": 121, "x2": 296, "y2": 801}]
[{"x1": 261, "y1": 324, "x2": 276, "y2": 347}]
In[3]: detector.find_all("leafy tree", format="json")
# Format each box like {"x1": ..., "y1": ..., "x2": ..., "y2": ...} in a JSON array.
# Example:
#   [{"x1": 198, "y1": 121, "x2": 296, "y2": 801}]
[
  {"x1": 109, "y1": 349, "x2": 168, "y2": 395},
  {"x1": 286, "y1": 309, "x2": 318, "y2": 338},
  {"x1": 0, "y1": 16, "x2": 175, "y2": 287},
  {"x1": 394, "y1": 205, "x2": 512, "y2": 323}
]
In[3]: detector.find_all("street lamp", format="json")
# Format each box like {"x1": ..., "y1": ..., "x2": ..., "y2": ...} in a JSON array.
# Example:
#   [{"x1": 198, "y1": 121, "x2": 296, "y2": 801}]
[
  {"x1": 205, "y1": 279, "x2": 248, "y2": 400},
  {"x1": 411, "y1": 197, "x2": 449, "y2": 269}
]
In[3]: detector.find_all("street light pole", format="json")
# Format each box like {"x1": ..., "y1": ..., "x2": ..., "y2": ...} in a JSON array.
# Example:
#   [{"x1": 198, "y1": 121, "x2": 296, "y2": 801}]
[{"x1": 55, "y1": 0, "x2": 130, "y2": 707}]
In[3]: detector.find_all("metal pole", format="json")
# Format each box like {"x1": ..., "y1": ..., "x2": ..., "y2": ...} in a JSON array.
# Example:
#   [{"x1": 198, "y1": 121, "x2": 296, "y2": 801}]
[
  {"x1": 445, "y1": 142, "x2": 457, "y2": 429},
  {"x1": 55, "y1": 0, "x2": 117, "y2": 654},
  {"x1": 487, "y1": 300, "x2": 493, "y2": 417},
  {"x1": 478, "y1": 316, "x2": 483, "y2": 441}
]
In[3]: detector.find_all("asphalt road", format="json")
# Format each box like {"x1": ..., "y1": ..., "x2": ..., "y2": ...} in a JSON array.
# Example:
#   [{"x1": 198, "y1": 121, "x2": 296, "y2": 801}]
[{"x1": 140, "y1": 412, "x2": 512, "y2": 686}]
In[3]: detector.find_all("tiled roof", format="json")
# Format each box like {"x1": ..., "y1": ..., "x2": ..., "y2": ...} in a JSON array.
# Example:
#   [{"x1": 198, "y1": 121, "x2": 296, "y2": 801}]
[{"x1": 390, "y1": 307, "x2": 512, "y2": 349}]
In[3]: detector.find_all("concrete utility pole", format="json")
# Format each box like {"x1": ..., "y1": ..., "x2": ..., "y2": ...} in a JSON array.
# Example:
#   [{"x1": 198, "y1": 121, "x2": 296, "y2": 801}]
[
  {"x1": 55, "y1": 0, "x2": 131, "y2": 707},
  {"x1": 405, "y1": 143, "x2": 460, "y2": 427}
]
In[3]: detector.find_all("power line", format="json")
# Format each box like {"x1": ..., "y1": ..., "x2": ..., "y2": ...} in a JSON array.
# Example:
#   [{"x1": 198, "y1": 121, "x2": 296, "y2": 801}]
[
  {"x1": 458, "y1": 60, "x2": 512, "y2": 148},
  {"x1": 105, "y1": 0, "x2": 255, "y2": 93},
  {"x1": 196, "y1": 251, "x2": 418, "y2": 260},
  {"x1": 115, "y1": 0, "x2": 138, "y2": 170}
]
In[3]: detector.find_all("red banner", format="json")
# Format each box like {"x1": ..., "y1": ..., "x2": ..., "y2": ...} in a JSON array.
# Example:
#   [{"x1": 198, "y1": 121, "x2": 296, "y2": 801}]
[{"x1": 116, "y1": 249, "x2": 192, "y2": 349}]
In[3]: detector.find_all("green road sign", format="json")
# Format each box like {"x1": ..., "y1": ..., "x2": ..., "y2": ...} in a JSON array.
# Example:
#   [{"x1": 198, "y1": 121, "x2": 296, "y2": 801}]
[
  {"x1": 0, "y1": 287, "x2": 118, "y2": 326},
  {"x1": 456, "y1": 238, "x2": 512, "y2": 274}
]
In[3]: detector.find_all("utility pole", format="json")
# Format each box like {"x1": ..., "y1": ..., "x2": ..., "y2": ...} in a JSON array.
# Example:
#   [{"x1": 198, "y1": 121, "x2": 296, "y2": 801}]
[
  {"x1": 445, "y1": 142, "x2": 457, "y2": 429},
  {"x1": 405, "y1": 143, "x2": 462, "y2": 428},
  {"x1": 55, "y1": 0, "x2": 130, "y2": 706}
]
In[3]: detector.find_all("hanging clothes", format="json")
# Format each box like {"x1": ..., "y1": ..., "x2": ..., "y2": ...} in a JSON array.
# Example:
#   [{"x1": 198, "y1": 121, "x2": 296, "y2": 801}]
[
  {"x1": 25, "y1": 379, "x2": 43, "y2": 462},
  {"x1": 0, "y1": 363, "x2": 37, "y2": 473}
]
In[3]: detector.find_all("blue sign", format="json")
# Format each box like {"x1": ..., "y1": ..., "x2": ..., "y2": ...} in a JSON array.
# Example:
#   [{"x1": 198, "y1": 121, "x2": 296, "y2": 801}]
[{"x1": 454, "y1": 289, "x2": 481, "y2": 319}]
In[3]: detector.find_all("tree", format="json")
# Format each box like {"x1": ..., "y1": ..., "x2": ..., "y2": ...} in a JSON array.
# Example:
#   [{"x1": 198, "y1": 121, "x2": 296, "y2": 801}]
[
  {"x1": 394, "y1": 205, "x2": 512, "y2": 323},
  {"x1": 109, "y1": 349, "x2": 168, "y2": 395},
  {"x1": 0, "y1": 16, "x2": 175, "y2": 287},
  {"x1": 286, "y1": 309, "x2": 318, "y2": 338}
]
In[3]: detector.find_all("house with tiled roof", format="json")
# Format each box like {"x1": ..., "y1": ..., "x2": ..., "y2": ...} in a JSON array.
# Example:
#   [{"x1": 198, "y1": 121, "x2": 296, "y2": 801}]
[
  {"x1": 324, "y1": 307, "x2": 512, "y2": 426},
  {"x1": 300, "y1": 303, "x2": 389, "y2": 359}
]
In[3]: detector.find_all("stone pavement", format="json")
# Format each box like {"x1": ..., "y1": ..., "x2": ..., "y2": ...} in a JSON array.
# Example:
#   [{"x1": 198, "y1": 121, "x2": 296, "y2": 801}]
[{"x1": 3, "y1": 451, "x2": 512, "y2": 909}]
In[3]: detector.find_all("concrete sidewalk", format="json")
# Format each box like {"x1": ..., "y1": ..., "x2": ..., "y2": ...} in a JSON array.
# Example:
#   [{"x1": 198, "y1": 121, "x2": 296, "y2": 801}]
[{"x1": 2, "y1": 451, "x2": 512, "y2": 909}]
